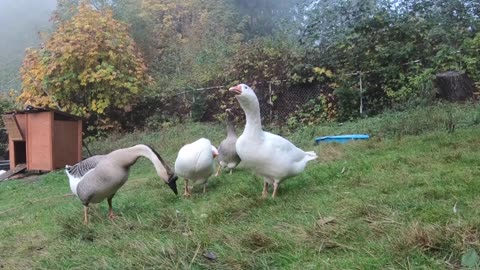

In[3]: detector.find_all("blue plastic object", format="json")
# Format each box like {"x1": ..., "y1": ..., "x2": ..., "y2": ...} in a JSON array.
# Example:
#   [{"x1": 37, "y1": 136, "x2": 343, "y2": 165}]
[{"x1": 315, "y1": 134, "x2": 369, "y2": 144}]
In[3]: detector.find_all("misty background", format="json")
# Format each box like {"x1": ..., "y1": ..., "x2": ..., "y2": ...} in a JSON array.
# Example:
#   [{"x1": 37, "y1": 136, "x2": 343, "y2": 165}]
[{"x1": 0, "y1": 0, "x2": 57, "y2": 90}]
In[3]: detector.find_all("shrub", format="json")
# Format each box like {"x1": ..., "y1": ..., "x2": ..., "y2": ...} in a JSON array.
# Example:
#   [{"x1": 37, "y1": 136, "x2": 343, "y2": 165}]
[
  {"x1": 287, "y1": 93, "x2": 336, "y2": 130},
  {"x1": 334, "y1": 87, "x2": 361, "y2": 122}
]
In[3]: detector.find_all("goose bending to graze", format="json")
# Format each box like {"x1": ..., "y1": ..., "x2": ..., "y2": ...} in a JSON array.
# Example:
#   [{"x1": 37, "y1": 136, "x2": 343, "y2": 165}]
[
  {"x1": 65, "y1": 144, "x2": 178, "y2": 224},
  {"x1": 175, "y1": 138, "x2": 218, "y2": 196},
  {"x1": 215, "y1": 109, "x2": 241, "y2": 176},
  {"x1": 229, "y1": 83, "x2": 318, "y2": 198}
]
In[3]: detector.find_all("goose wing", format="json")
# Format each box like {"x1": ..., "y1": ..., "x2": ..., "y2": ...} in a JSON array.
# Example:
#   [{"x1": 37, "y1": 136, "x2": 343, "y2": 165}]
[
  {"x1": 66, "y1": 155, "x2": 106, "y2": 178},
  {"x1": 218, "y1": 137, "x2": 240, "y2": 163}
]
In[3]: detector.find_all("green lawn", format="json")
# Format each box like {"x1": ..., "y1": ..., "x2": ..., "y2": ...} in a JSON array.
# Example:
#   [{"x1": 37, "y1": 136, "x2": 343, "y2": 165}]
[{"x1": 1, "y1": 103, "x2": 480, "y2": 269}]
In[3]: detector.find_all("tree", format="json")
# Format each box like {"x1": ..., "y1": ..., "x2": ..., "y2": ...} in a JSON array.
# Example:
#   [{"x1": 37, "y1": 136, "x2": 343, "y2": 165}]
[
  {"x1": 233, "y1": 0, "x2": 303, "y2": 39},
  {"x1": 301, "y1": 0, "x2": 479, "y2": 115},
  {"x1": 19, "y1": 2, "x2": 150, "y2": 123},
  {"x1": 138, "y1": 0, "x2": 239, "y2": 92}
]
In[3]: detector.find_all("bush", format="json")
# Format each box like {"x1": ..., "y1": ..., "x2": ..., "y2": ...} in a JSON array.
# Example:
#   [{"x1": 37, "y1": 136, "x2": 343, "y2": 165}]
[
  {"x1": 334, "y1": 87, "x2": 360, "y2": 122},
  {"x1": 0, "y1": 93, "x2": 17, "y2": 159},
  {"x1": 462, "y1": 32, "x2": 480, "y2": 83},
  {"x1": 191, "y1": 94, "x2": 208, "y2": 122},
  {"x1": 287, "y1": 94, "x2": 335, "y2": 130}
]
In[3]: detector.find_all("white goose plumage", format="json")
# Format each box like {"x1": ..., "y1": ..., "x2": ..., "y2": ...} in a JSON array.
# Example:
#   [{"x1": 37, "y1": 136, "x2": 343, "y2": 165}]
[
  {"x1": 175, "y1": 138, "x2": 218, "y2": 196},
  {"x1": 229, "y1": 83, "x2": 318, "y2": 198}
]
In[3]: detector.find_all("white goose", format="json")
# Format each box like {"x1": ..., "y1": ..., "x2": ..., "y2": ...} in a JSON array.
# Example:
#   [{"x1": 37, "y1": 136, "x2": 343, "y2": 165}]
[
  {"x1": 65, "y1": 144, "x2": 178, "y2": 224},
  {"x1": 229, "y1": 83, "x2": 318, "y2": 198},
  {"x1": 175, "y1": 138, "x2": 219, "y2": 196}
]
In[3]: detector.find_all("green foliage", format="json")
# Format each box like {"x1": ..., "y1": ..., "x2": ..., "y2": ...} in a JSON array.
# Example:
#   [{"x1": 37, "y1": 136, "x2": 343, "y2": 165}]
[
  {"x1": 334, "y1": 87, "x2": 360, "y2": 122},
  {"x1": 302, "y1": 0, "x2": 480, "y2": 117},
  {"x1": 287, "y1": 94, "x2": 335, "y2": 130},
  {"x1": 14, "y1": 0, "x2": 479, "y2": 131},
  {"x1": 138, "y1": 0, "x2": 238, "y2": 93},
  {"x1": 462, "y1": 31, "x2": 480, "y2": 82},
  {"x1": 227, "y1": 36, "x2": 302, "y2": 84},
  {"x1": 233, "y1": 0, "x2": 303, "y2": 39},
  {"x1": 290, "y1": 65, "x2": 334, "y2": 85},
  {"x1": 0, "y1": 91, "x2": 18, "y2": 126},
  {"x1": 190, "y1": 94, "x2": 208, "y2": 122},
  {"x1": 403, "y1": 68, "x2": 437, "y2": 108},
  {"x1": 0, "y1": 93, "x2": 17, "y2": 159}
]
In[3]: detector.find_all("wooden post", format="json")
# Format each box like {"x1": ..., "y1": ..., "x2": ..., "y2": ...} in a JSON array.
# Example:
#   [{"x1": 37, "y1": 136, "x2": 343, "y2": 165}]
[
  {"x1": 269, "y1": 82, "x2": 273, "y2": 121},
  {"x1": 190, "y1": 90, "x2": 195, "y2": 118},
  {"x1": 359, "y1": 72, "x2": 363, "y2": 115},
  {"x1": 78, "y1": 120, "x2": 84, "y2": 161}
]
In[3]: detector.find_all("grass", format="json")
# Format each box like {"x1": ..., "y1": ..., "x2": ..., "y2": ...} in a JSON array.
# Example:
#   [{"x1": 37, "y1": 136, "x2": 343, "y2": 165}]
[{"x1": 2, "y1": 102, "x2": 480, "y2": 269}]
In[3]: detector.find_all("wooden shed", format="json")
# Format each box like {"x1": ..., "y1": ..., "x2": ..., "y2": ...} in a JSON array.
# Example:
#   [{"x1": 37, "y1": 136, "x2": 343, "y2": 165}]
[{"x1": 2, "y1": 107, "x2": 82, "y2": 171}]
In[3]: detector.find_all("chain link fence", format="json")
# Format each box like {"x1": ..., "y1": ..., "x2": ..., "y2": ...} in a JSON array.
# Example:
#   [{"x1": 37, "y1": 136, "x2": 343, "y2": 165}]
[{"x1": 161, "y1": 81, "x2": 332, "y2": 127}]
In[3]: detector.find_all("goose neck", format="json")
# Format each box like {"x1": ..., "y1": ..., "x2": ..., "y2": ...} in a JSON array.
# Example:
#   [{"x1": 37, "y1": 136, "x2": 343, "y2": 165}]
[
  {"x1": 242, "y1": 100, "x2": 263, "y2": 136},
  {"x1": 130, "y1": 145, "x2": 171, "y2": 182},
  {"x1": 226, "y1": 117, "x2": 236, "y2": 136}
]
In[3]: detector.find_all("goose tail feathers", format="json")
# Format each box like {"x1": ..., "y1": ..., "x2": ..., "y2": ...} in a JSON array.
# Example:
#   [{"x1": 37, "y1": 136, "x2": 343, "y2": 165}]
[
  {"x1": 65, "y1": 167, "x2": 81, "y2": 196},
  {"x1": 304, "y1": 151, "x2": 318, "y2": 162}
]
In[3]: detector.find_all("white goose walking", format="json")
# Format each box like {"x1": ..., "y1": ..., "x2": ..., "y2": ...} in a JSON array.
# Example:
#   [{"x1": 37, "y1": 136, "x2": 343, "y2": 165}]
[
  {"x1": 65, "y1": 144, "x2": 178, "y2": 224},
  {"x1": 175, "y1": 138, "x2": 218, "y2": 196},
  {"x1": 229, "y1": 83, "x2": 318, "y2": 198}
]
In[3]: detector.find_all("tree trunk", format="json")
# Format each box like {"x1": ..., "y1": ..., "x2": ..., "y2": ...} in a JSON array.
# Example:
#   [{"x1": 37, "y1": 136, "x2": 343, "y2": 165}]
[{"x1": 435, "y1": 71, "x2": 474, "y2": 101}]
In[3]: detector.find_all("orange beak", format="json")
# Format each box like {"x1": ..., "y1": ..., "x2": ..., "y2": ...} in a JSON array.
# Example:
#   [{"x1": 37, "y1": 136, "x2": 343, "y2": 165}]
[{"x1": 229, "y1": 85, "x2": 242, "y2": 95}]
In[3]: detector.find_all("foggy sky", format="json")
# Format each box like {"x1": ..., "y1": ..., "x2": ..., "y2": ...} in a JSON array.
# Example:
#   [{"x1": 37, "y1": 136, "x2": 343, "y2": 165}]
[{"x1": 0, "y1": 0, "x2": 56, "y2": 89}]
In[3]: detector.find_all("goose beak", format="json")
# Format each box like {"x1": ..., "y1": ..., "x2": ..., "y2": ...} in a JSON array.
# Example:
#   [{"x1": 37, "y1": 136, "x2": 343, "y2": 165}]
[
  {"x1": 167, "y1": 174, "x2": 178, "y2": 195},
  {"x1": 229, "y1": 85, "x2": 242, "y2": 95},
  {"x1": 212, "y1": 146, "x2": 219, "y2": 158}
]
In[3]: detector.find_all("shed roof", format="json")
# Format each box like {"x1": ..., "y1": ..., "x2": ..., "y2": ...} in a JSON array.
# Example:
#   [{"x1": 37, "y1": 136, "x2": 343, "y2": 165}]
[{"x1": 5, "y1": 106, "x2": 83, "y2": 120}]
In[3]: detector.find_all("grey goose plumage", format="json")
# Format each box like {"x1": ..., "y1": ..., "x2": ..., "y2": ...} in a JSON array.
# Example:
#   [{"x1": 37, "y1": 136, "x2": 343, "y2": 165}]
[
  {"x1": 215, "y1": 109, "x2": 241, "y2": 176},
  {"x1": 66, "y1": 144, "x2": 178, "y2": 224}
]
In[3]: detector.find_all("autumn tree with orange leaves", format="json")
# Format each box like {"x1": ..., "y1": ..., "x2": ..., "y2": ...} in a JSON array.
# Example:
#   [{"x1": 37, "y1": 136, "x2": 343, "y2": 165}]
[{"x1": 19, "y1": 2, "x2": 150, "y2": 124}]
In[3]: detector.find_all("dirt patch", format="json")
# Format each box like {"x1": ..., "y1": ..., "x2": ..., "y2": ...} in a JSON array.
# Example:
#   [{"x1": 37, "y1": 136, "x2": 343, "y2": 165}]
[
  {"x1": 242, "y1": 231, "x2": 278, "y2": 252},
  {"x1": 317, "y1": 144, "x2": 344, "y2": 163}
]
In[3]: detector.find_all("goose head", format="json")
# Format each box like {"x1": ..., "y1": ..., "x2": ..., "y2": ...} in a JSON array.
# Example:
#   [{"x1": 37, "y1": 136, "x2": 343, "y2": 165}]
[
  {"x1": 225, "y1": 108, "x2": 234, "y2": 122},
  {"x1": 162, "y1": 163, "x2": 178, "y2": 195},
  {"x1": 167, "y1": 173, "x2": 178, "y2": 195},
  {"x1": 147, "y1": 145, "x2": 178, "y2": 195},
  {"x1": 229, "y1": 84, "x2": 258, "y2": 111}
]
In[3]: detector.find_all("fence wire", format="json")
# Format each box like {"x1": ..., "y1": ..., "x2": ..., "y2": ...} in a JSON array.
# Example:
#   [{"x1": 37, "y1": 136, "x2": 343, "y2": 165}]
[{"x1": 161, "y1": 81, "x2": 330, "y2": 127}]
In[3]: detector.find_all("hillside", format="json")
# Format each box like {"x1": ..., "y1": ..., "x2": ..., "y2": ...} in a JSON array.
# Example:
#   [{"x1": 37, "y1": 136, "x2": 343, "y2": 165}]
[{"x1": 0, "y1": 0, "x2": 56, "y2": 90}]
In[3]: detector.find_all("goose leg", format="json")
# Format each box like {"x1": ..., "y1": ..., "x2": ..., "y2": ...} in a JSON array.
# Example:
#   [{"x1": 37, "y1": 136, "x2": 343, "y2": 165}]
[
  {"x1": 107, "y1": 195, "x2": 116, "y2": 220},
  {"x1": 272, "y1": 181, "x2": 279, "y2": 198},
  {"x1": 262, "y1": 179, "x2": 269, "y2": 198},
  {"x1": 229, "y1": 170, "x2": 232, "y2": 175},
  {"x1": 83, "y1": 205, "x2": 89, "y2": 225},
  {"x1": 184, "y1": 179, "x2": 191, "y2": 197},
  {"x1": 203, "y1": 183, "x2": 207, "y2": 193},
  {"x1": 215, "y1": 164, "x2": 221, "y2": 177}
]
